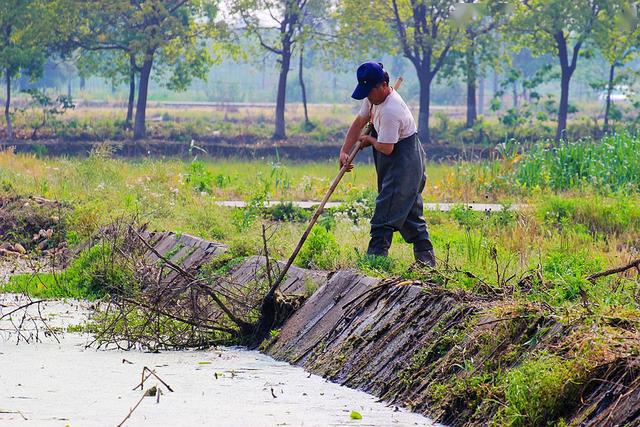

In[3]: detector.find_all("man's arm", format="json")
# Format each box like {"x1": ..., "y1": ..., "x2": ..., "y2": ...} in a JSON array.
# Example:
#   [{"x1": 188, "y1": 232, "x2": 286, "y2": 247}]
[
  {"x1": 359, "y1": 134, "x2": 394, "y2": 156},
  {"x1": 339, "y1": 115, "x2": 369, "y2": 170}
]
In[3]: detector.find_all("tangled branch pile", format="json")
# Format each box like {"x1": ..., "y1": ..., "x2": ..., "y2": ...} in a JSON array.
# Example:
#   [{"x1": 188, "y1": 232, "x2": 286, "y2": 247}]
[{"x1": 84, "y1": 219, "x2": 282, "y2": 351}]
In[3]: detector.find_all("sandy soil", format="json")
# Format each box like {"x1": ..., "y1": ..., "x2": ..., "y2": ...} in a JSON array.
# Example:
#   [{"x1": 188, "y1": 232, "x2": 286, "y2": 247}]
[{"x1": 0, "y1": 295, "x2": 436, "y2": 427}]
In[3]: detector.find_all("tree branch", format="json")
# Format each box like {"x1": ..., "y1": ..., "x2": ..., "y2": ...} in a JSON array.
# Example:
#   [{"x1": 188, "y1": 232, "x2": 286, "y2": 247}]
[{"x1": 587, "y1": 258, "x2": 640, "y2": 282}]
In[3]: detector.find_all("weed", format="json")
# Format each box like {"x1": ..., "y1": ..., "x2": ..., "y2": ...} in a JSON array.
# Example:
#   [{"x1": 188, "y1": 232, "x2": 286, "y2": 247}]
[
  {"x1": 269, "y1": 202, "x2": 310, "y2": 222},
  {"x1": 356, "y1": 253, "x2": 395, "y2": 276},
  {"x1": 3, "y1": 243, "x2": 136, "y2": 299},
  {"x1": 496, "y1": 351, "x2": 580, "y2": 426},
  {"x1": 297, "y1": 226, "x2": 340, "y2": 270}
]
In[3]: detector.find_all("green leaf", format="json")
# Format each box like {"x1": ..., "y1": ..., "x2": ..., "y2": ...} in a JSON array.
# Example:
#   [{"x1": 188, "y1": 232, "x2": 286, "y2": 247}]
[{"x1": 350, "y1": 411, "x2": 362, "y2": 420}]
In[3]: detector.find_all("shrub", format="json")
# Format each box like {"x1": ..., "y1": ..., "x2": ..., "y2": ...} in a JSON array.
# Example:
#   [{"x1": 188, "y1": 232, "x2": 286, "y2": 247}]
[
  {"x1": 269, "y1": 202, "x2": 310, "y2": 222},
  {"x1": 498, "y1": 351, "x2": 579, "y2": 426},
  {"x1": 297, "y1": 226, "x2": 340, "y2": 269}
]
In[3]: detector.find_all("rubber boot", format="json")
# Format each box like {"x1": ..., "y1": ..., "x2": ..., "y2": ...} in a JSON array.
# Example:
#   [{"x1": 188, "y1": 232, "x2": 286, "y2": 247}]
[{"x1": 414, "y1": 249, "x2": 436, "y2": 268}]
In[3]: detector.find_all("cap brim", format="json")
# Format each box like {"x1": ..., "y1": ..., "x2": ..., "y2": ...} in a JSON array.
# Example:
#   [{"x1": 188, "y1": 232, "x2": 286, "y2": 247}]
[{"x1": 351, "y1": 82, "x2": 372, "y2": 100}]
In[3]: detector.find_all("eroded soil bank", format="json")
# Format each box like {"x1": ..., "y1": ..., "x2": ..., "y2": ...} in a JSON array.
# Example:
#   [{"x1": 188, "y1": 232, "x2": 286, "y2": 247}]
[{"x1": 263, "y1": 270, "x2": 640, "y2": 426}]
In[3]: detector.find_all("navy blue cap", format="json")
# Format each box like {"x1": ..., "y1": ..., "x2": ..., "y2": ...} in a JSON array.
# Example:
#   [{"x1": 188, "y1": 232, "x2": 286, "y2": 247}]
[{"x1": 351, "y1": 62, "x2": 385, "y2": 100}]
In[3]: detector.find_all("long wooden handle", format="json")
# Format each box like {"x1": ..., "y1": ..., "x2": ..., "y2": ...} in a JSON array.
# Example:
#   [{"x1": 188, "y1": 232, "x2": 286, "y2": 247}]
[{"x1": 266, "y1": 140, "x2": 363, "y2": 297}]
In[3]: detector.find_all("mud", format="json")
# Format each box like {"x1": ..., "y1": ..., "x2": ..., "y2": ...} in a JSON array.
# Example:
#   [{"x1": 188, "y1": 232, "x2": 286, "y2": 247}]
[{"x1": 5, "y1": 138, "x2": 495, "y2": 161}]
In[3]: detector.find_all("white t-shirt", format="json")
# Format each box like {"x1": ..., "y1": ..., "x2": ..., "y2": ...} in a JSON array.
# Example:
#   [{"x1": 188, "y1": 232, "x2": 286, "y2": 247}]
[{"x1": 357, "y1": 89, "x2": 417, "y2": 144}]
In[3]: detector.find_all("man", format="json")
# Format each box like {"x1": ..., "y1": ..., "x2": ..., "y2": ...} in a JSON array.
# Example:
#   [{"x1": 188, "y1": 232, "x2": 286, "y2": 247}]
[{"x1": 339, "y1": 61, "x2": 435, "y2": 267}]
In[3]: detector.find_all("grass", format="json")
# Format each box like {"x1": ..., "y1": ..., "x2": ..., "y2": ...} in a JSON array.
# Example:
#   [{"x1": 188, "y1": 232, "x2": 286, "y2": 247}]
[
  {"x1": 1, "y1": 145, "x2": 639, "y2": 425},
  {"x1": 6, "y1": 99, "x2": 624, "y2": 146},
  {"x1": 2, "y1": 243, "x2": 135, "y2": 299},
  {"x1": 1, "y1": 147, "x2": 639, "y2": 317},
  {"x1": 516, "y1": 132, "x2": 640, "y2": 193}
]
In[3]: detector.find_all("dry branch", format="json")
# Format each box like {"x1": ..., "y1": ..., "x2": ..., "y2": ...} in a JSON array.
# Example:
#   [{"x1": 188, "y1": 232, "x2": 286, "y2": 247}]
[{"x1": 587, "y1": 258, "x2": 640, "y2": 282}]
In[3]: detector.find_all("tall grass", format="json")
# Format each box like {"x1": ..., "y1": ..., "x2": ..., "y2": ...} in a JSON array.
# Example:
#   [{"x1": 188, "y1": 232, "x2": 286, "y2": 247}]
[{"x1": 516, "y1": 132, "x2": 640, "y2": 193}]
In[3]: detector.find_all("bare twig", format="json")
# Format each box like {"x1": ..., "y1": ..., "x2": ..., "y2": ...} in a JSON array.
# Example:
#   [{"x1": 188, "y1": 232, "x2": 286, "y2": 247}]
[{"x1": 587, "y1": 258, "x2": 640, "y2": 282}]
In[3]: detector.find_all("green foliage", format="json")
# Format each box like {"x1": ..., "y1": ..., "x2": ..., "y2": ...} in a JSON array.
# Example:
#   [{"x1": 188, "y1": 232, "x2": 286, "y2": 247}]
[
  {"x1": 269, "y1": 202, "x2": 310, "y2": 222},
  {"x1": 536, "y1": 250, "x2": 601, "y2": 305},
  {"x1": 516, "y1": 133, "x2": 640, "y2": 193},
  {"x1": 334, "y1": 188, "x2": 376, "y2": 225},
  {"x1": 3, "y1": 244, "x2": 136, "y2": 299},
  {"x1": 186, "y1": 160, "x2": 214, "y2": 193},
  {"x1": 497, "y1": 351, "x2": 579, "y2": 426},
  {"x1": 232, "y1": 191, "x2": 267, "y2": 231},
  {"x1": 297, "y1": 226, "x2": 340, "y2": 270},
  {"x1": 22, "y1": 88, "x2": 75, "y2": 138},
  {"x1": 356, "y1": 253, "x2": 395, "y2": 276},
  {"x1": 538, "y1": 195, "x2": 640, "y2": 235}
]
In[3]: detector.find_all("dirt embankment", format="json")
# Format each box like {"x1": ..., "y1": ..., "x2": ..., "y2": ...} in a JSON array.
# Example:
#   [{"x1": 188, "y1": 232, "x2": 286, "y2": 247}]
[
  {"x1": 263, "y1": 270, "x2": 640, "y2": 426},
  {"x1": 4, "y1": 138, "x2": 495, "y2": 161}
]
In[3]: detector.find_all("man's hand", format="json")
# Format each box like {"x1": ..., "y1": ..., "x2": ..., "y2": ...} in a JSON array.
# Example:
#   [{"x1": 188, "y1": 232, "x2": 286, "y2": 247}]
[
  {"x1": 339, "y1": 150, "x2": 354, "y2": 172},
  {"x1": 358, "y1": 134, "x2": 375, "y2": 148}
]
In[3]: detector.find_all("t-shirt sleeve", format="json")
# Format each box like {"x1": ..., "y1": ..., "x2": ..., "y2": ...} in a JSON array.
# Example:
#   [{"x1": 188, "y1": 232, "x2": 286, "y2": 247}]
[
  {"x1": 376, "y1": 110, "x2": 400, "y2": 144},
  {"x1": 357, "y1": 98, "x2": 371, "y2": 119}
]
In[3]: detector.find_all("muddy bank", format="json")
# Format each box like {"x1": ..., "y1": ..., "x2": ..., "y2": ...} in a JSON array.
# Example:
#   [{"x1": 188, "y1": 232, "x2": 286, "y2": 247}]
[
  {"x1": 5, "y1": 138, "x2": 495, "y2": 161},
  {"x1": 263, "y1": 271, "x2": 640, "y2": 426}
]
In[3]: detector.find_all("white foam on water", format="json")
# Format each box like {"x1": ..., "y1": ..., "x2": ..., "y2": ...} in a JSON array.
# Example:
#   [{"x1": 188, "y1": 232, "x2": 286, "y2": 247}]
[{"x1": 0, "y1": 295, "x2": 437, "y2": 427}]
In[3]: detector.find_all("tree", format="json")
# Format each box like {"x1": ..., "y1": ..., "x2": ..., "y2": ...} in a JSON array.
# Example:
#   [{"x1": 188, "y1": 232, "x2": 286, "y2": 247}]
[
  {"x1": 69, "y1": 0, "x2": 228, "y2": 139},
  {"x1": 232, "y1": 0, "x2": 324, "y2": 140},
  {"x1": 449, "y1": 1, "x2": 510, "y2": 128},
  {"x1": 77, "y1": 50, "x2": 139, "y2": 127},
  {"x1": 338, "y1": 0, "x2": 460, "y2": 144},
  {"x1": 298, "y1": 44, "x2": 310, "y2": 128},
  {"x1": 0, "y1": 0, "x2": 51, "y2": 141},
  {"x1": 513, "y1": 0, "x2": 607, "y2": 141},
  {"x1": 593, "y1": 1, "x2": 640, "y2": 132}
]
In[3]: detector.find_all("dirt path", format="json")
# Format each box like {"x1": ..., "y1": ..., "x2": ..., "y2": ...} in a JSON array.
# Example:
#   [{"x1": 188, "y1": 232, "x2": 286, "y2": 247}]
[{"x1": 216, "y1": 200, "x2": 520, "y2": 212}]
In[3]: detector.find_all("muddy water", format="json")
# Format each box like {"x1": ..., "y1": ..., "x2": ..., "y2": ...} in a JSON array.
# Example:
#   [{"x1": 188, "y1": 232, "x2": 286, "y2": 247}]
[{"x1": 0, "y1": 296, "x2": 436, "y2": 426}]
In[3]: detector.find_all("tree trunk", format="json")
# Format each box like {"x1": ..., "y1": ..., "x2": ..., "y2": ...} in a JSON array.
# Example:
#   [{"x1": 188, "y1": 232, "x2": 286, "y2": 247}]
[
  {"x1": 298, "y1": 47, "x2": 309, "y2": 127},
  {"x1": 80, "y1": 76, "x2": 85, "y2": 90},
  {"x1": 478, "y1": 77, "x2": 485, "y2": 115},
  {"x1": 512, "y1": 81, "x2": 518, "y2": 108},
  {"x1": 604, "y1": 63, "x2": 615, "y2": 133},
  {"x1": 554, "y1": 32, "x2": 580, "y2": 142},
  {"x1": 126, "y1": 57, "x2": 136, "y2": 127},
  {"x1": 417, "y1": 72, "x2": 431, "y2": 144},
  {"x1": 133, "y1": 57, "x2": 153, "y2": 140},
  {"x1": 556, "y1": 68, "x2": 571, "y2": 141},
  {"x1": 465, "y1": 43, "x2": 477, "y2": 128},
  {"x1": 67, "y1": 79, "x2": 72, "y2": 99},
  {"x1": 273, "y1": 47, "x2": 291, "y2": 140},
  {"x1": 4, "y1": 69, "x2": 11, "y2": 142}
]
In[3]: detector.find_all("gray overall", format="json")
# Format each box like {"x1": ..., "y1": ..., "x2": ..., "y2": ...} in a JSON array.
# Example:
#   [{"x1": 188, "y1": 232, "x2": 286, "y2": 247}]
[{"x1": 367, "y1": 129, "x2": 433, "y2": 258}]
